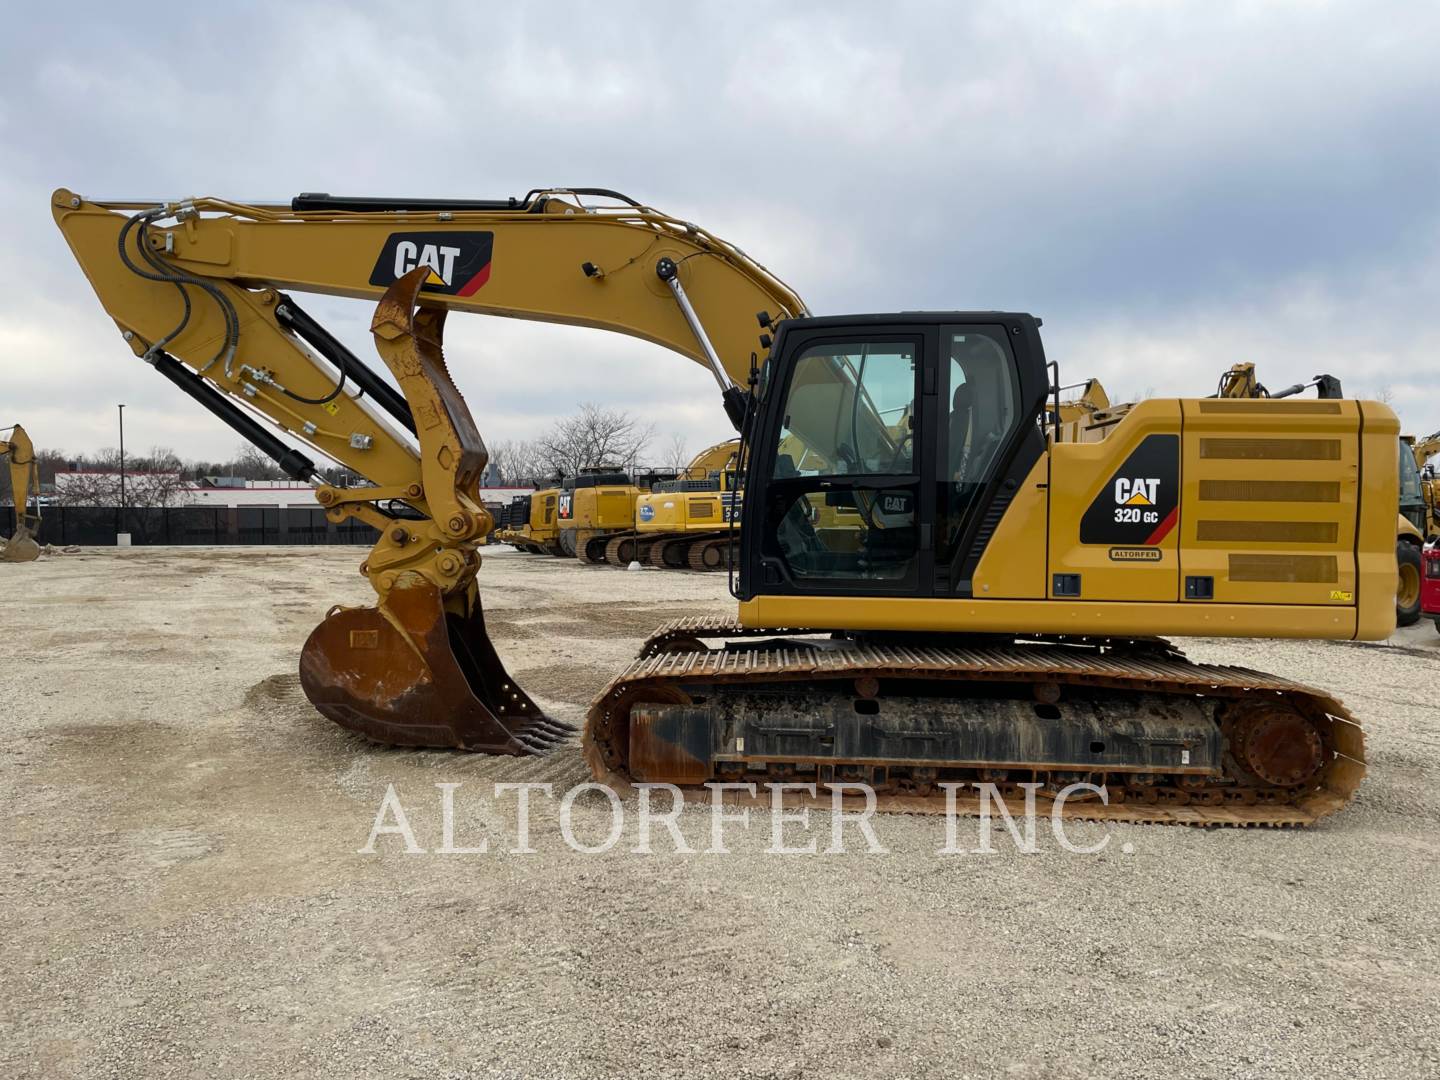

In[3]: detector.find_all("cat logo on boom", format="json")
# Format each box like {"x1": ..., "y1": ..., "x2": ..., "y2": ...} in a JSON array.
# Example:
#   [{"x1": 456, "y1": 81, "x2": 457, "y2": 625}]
[{"x1": 368, "y1": 231, "x2": 495, "y2": 297}]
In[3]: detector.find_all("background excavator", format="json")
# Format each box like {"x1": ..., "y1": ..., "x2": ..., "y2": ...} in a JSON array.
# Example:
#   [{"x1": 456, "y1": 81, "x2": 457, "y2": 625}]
[
  {"x1": 633, "y1": 439, "x2": 741, "y2": 570},
  {"x1": 490, "y1": 494, "x2": 528, "y2": 548},
  {"x1": 488, "y1": 487, "x2": 566, "y2": 554},
  {"x1": 522, "y1": 486, "x2": 565, "y2": 556},
  {"x1": 557, "y1": 467, "x2": 656, "y2": 565},
  {"x1": 54, "y1": 186, "x2": 1397, "y2": 826},
  {"x1": 1, "y1": 423, "x2": 41, "y2": 562}
]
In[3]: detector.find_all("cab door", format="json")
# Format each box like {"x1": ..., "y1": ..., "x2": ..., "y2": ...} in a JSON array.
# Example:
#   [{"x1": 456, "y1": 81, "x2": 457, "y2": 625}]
[{"x1": 749, "y1": 328, "x2": 934, "y2": 596}]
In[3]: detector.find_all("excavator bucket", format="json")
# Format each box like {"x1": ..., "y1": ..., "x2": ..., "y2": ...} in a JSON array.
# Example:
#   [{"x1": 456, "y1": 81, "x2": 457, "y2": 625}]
[
  {"x1": 299, "y1": 580, "x2": 571, "y2": 753},
  {"x1": 0, "y1": 523, "x2": 40, "y2": 563}
]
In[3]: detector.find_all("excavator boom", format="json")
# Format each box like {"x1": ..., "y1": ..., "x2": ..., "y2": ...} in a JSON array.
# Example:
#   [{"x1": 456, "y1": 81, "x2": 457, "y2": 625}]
[{"x1": 54, "y1": 189, "x2": 803, "y2": 419}]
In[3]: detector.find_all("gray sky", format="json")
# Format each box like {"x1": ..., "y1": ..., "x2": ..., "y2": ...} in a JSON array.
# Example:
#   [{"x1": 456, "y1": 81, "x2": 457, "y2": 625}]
[{"x1": 4, "y1": 0, "x2": 1439, "y2": 465}]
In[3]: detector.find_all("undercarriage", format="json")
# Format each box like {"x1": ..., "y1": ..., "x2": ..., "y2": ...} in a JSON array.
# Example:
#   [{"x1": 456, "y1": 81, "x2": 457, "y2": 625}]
[{"x1": 583, "y1": 618, "x2": 1365, "y2": 826}]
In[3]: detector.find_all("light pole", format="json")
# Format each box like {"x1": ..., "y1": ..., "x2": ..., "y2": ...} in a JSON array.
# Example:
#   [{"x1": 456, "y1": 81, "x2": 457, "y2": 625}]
[{"x1": 117, "y1": 403, "x2": 126, "y2": 512}]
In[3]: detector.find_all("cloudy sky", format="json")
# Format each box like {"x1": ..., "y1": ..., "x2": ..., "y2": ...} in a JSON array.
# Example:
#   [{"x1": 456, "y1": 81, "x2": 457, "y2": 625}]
[{"x1": 4, "y1": 1, "x2": 1438, "y2": 468}]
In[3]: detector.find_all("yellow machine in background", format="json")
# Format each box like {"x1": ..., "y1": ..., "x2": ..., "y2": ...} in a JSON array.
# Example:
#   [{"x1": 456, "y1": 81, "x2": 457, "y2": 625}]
[
  {"x1": 634, "y1": 440, "x2": 740, "y2": 570},
  {"x1": 53, "y1": 185, "x2": 1399, "y2": 826},
  {"x1": 1, "y1": 423, "x2": 41, "y2": 563},
  {"x1": 1403, "y1": 430, "x2": 1439, "y2": 541},
  {"x1": 557, "y1": 468, "x2": 649, "y2": 564},
  {"x1": 491, "y1": 488, "x2": 563, "y2": 555},
  {"x1": 490, "y1": 493, "x2": 533, "y2": 550},
  {"x1": 503, "y1": 487, "x2": 563, "y2": 555}
]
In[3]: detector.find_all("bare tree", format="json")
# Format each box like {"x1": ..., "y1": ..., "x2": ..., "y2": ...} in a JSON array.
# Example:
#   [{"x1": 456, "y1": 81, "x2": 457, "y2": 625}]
[
  {"x1": 535, "y1": 404, "x2": 655, "y2": 480},
  {"x1": 34, "y1": 447, "x2": 68, "y2": 486},
  {"x1": 56, "y1": 447, "x2": 191, "y2": 508},
  {"x1": 229, "y1": 443, "x2": 286, "y2": 481},
  {"x1": 661, "y1": 432, "x2": 690, "y2": 472},
  {"x1": 186, "y1": 444, "x2": 285, "y2": 481},
  {"x1": 488, "y1": 438, "x2": 546, "y2": 486}
]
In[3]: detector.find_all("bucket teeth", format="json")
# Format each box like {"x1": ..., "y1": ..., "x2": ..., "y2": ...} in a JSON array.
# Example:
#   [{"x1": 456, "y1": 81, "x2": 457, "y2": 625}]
[
  {"x1": 528, "y1": 718, "x2": 578, "y2": 737},
  {"x1": 514, "y1": 729, "x2": 568, "y2": 754},
  {"x1": 513, "y1": 718, "x2": 579, "y2": 752}
]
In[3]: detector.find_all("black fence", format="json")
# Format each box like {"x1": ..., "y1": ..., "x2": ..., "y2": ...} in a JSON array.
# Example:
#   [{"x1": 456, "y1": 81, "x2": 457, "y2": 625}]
[{"x1": 0, "y1": 506, "x2": 381, "y2": 547}]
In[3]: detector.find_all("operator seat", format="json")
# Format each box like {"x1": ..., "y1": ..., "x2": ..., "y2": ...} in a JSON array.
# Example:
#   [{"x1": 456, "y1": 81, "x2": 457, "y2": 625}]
[{"x1": 948, "y1": 382, "x2": 973, "y2": 481}]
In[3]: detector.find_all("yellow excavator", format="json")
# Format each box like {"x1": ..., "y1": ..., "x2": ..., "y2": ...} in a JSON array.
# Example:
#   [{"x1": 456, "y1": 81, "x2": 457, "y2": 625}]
[
  {"x1": 54, "y1": 187, "x2": 1396, "y2": 825},
  {"x1": 490, "y1": 494, "x2": 530, "y2": 549},
  {"x1": 492, "y1": 486, "x2": 563, "y2": 555},
  {"x1": 522, "y1": 486, "x2": 565, "y2": 555},
  {"x1": 634, "y1": 440, "x2": 741, "y2": 570},
  {"x1": 1, "y1": 423, "x2": 41, "y2": 563},
  {"x1": 1204, "y1": 365, "x2": 1423, "y2": 626},
  {"x1": 557, "y1": 467, "x2": 653, "y2": 565}
]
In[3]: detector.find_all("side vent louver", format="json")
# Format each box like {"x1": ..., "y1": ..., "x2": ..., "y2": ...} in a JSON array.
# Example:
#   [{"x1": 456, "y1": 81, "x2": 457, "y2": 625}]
[
  {"x1": 1197, "y1": 521, "x2": 1339, "y2": 543},
  {"x1": 1200, "y1": 480, "x2": 1340, "y2": 503},
  {"x1": 966, "y1": 492, "x2": 1013, "y2": 564},
  {"x1": 1229, "y1": 554, "x2": 1338, "y2": 583},
  {"x1": 1199, "y1": 438, "x2": 1341, "y2": 460}
]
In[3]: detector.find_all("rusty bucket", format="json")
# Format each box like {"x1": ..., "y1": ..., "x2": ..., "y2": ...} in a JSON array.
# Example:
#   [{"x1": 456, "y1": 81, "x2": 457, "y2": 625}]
[
  {"x1": 298, "y1": 581, "x2": 571, "y2": 753},
  {"x1": 0, "y1": 522, "x2": 40, "y2": 563}
]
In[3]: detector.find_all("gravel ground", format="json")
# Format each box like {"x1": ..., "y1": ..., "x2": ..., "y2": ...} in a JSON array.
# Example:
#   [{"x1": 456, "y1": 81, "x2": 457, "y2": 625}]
[{"x1": 2, "y1": 546, "x2": 1437, "y2": 1079}]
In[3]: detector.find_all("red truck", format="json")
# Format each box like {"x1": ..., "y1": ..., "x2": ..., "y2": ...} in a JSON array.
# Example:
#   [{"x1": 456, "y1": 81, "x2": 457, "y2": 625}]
[{"x1": 1423, "y1": 546, "x2": 1440, "y2": 633}]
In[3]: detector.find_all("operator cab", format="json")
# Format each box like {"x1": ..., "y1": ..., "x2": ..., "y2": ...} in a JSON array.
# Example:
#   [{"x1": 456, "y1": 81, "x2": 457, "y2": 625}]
[
  {"x1": 738, "y1": 313, "x2": 1049, "y2": 600},
  {"x1": 1399, "y1": 442, "x2": 1425, "y2": 534}
]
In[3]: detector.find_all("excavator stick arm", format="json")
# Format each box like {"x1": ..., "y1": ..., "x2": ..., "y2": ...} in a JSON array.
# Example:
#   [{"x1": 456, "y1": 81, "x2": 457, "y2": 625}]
[
  {"x1": 55, "y1": 185, "x2": 580, "y2": 751},
  {"x1": 299, "y1": 271, "x2": 569, "y2": 753}
]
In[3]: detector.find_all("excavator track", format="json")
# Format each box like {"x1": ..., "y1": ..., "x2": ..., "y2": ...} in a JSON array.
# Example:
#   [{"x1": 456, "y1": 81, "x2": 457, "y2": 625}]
[
  {"x1": 580, "y1": 534, "x2": 611, "y2": 564},
  {"x1": 604, "y1": 534, "x2": 653, "y2": 567},
  {"x1": 646, "y1": 538, "x2": 690, "y2": 569},
  {"x1": 685, "y1": 537, "x2": 734, "y2": 572},
  {"x1": 584, "y1": 618, "x2": 1364, "y2": 827}
]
